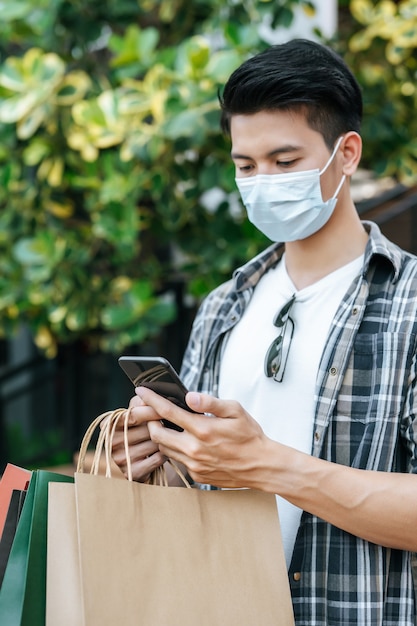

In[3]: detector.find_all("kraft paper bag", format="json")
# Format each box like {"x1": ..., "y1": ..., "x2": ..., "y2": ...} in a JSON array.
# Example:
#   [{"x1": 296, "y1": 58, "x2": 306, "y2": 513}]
[
  {"x1": 47, "y1": 408, "x2": 294, "y2": 625},
  {"x1": 46, "y1": 482, "x2": 83, "y2": 626},
  {"x1": 75, "y1": 473, "x2": 294, "y2": 626}
]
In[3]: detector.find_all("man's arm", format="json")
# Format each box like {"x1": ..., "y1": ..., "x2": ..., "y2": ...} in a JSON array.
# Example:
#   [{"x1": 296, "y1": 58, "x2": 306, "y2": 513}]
[{"x1": 137, "y1": 387, "x2": 417, "y2": 552}]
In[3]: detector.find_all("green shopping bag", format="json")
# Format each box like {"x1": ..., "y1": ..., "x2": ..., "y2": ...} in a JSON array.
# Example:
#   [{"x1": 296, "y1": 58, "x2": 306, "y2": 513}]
[{"x1": 0, "y1": 470, "x2": 73, "y2": 626}]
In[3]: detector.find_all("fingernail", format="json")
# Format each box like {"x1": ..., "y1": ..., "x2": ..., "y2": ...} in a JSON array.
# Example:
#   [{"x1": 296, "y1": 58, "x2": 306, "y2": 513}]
[{"x1": 187, "y1": 392, "x2": 201, "y2": 409}]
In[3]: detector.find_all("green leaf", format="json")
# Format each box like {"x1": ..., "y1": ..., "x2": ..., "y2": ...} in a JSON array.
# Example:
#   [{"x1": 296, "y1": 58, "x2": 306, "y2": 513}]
[
  {"x1": 13, "y1": 238, "x2": 49, "y2": 265},
  {"x1": 13, "y1": 232, "x2": 65, "y2": 267},
  {"x1": 100, "y1": 281, "x2": 154, "y2": 330},
  {"x1": 54, "y1": 71, "x2": 91, "y2": 105},
  {"x1": 109, "y1": 25, "x2": 159, "y2": 68},
  {"x1": 66, "y1": 307, "x2": 88, "y2": 331},
  {"x1": 23, "y1": 139, "x2": 51, "y2": 165},
  {"x1": 0, "y1": 92, "x2": 39, "y2": 122},
  {"x1": 350, "y1": 0, "x2": 374, "y2": 25},
  {"x1": 0, "y1": 1, "x2": 32, "y2": 21},
  {"x1": 205, "y1": 50, "x2": 242, "y2": 82},
  {"x1": 162, "y1": 108, "x2": 208, "y2": 139},
  {"x1": 17, "y1": 104, "x2": 49, "y2": 138}
]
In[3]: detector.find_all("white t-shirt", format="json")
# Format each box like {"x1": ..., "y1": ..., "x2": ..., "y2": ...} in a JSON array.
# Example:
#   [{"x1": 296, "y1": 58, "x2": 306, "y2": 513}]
[{"x1": 218, "y1": 253, "x2": 363, "y2": 567}]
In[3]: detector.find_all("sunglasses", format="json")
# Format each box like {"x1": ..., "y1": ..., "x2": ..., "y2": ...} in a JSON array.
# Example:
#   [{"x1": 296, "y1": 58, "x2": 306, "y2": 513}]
[{"x1": 264, "y1": 294, "x2": 296, "y2": 382}]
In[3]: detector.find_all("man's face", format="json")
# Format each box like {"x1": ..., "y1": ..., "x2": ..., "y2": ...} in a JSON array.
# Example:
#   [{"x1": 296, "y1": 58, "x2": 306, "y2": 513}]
[{"x1": 230, "y1": 109, "x2": 343, "y2": 203}]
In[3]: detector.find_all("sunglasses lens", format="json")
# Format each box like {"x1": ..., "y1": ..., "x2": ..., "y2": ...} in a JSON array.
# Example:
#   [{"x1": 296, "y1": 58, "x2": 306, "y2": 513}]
[
  {"x1": 264, "y1": 296, "x2": 295, "y2": 383},
  {"x1": 265, "y1": 338, "x2": 282, "y2": 377}
]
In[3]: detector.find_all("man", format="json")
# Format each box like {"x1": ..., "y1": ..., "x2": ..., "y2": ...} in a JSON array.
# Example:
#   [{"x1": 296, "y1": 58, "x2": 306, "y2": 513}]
[{"x1": 112, "y1": 39, "x2": 417, "y2": 624}]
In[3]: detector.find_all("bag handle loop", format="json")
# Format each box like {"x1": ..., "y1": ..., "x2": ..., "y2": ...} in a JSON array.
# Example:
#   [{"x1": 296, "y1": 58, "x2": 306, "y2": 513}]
[{"x1": 76, "y1": 408, "x2": 191, "y2": 487}]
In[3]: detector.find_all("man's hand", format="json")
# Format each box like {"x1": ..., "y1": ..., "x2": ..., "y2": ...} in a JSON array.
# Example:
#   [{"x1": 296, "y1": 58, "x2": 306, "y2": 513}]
[
  {"x1": 111, "y1": 393, "x2": 166, "y2": 482},
  {"x1": 138, "y1": 387, "x2": 270, "y2": 489},
  {"x1": 112, "y1": 387, "x2": 417, "y2": 550}
]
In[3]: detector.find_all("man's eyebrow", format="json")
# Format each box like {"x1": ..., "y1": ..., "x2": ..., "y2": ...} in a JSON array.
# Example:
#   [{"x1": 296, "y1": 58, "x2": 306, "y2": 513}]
[{"x1": 231, "y1": 145, "x2": 302, "y2": 160}]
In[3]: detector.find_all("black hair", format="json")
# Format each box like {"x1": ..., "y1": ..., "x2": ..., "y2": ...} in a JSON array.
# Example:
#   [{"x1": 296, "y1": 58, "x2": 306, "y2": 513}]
[{"x1": 219, "y1": 39, "x2": 362, "y2": 148}]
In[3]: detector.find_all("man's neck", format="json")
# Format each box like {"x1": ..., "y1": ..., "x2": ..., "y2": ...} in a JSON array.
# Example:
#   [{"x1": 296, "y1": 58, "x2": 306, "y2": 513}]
[{"x1": 284, "y1": 207, "x2": 368, "y2": 291}]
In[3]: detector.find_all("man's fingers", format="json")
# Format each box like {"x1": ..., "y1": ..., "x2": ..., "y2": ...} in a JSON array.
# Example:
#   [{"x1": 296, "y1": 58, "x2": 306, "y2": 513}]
[
  {"x1": 185, "y1": 391, "x2": 241, "y2": 419},
  {"x1": 135, "y1": 387, "x2": 242, "y2": 440},
  {"x1": 117, "y1": 450, "x2": 166, "y2": 482},
  {"x1": 136, "y1": 387, "x2": 190, "y2": 427},
  {"x1": 128, "y1": 394, "x2": 145, "y2": 409},
  {"x1": 112, "y1": 436, "x2": 159, "y2": 462},
  {"x1": 111, "y1": 404, "x2": 161, "y2": 431}
]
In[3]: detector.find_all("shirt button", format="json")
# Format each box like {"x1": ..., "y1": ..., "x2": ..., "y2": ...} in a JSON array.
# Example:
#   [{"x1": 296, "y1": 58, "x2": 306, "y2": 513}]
[
  {"x1": 230, "y1": 314, "x2": 237, "y2": 322},
  {"x1": 352, "y1": 307, "x2": 359, "y2": 315},
  {"x1": 314, "y1": 431, "x2": 320, "y2": 442},
  {"x1": 330, "y1": 366, "x2": 338, "y2": 376},
  {"x1": 293, "y1": 572, "x2": 301, "y2": 582}
]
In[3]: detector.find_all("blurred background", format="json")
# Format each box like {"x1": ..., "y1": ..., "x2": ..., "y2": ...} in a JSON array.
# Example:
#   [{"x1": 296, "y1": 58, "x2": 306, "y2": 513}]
[{"x1": 1, "y1": 0, "x2": 416, "y2": 470}]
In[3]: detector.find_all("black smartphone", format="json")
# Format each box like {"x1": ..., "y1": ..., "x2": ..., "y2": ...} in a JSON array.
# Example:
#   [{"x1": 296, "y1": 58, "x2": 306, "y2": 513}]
[{"x1": 118, "y1": 356, "x2": 190, "y2": 431}]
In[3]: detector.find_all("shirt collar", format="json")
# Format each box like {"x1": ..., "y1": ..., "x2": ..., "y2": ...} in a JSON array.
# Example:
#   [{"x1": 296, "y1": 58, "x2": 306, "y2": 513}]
[
  {"x1": 232, "y1": 221, "x2": 400, "y2": 293},
  {"x1": 233, "y1": 242, "x2": 284, "y2": 292},
  {"x1": 362, "y1": 221, "x2": 402, "y2": 282}
]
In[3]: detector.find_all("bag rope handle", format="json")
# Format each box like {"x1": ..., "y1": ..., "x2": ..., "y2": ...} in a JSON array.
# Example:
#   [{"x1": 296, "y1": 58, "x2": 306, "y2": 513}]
[{"x1": 77, "y1": 408, "x2": 191, "y2": 487}]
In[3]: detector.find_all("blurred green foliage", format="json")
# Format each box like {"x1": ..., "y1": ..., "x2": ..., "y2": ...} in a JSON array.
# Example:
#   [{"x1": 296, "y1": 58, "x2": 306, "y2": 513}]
[
  {"x1": 6, "y1": 422, "x2": 72, "y2": 468},
  {"x1": 0, "y1": 0, "x2": 313, "y2": 356},
  {"x1": 342, "y1": 0, "x2": 417, "y2": 183},
  {"x1": 0, "y1": 0, "x2": 416, "y2": 357}
]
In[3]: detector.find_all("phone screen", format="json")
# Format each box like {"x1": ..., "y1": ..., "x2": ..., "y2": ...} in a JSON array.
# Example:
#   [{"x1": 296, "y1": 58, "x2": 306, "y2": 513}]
[{"x1": 118, "y1": 356, "x2": 189, "y2": 431}]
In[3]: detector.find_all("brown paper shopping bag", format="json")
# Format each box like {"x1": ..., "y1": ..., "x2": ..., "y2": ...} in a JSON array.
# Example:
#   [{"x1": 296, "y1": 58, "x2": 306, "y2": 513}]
[
  {"x1": 46, "y1": 483, "x2": 83, "y2": 626},
  {"x1": 48, "y1": 409, "x2": 295, "y2": 626}
]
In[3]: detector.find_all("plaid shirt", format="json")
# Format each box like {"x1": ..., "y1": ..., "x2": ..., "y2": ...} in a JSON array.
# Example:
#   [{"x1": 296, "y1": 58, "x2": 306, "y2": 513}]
[{"x1": 180, "y1": 222, "x2": 417, "y2": 625}]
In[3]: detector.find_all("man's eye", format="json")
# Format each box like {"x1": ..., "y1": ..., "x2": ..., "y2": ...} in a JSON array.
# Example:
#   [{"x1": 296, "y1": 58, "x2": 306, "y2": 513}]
[{"x1": 277, "y1": 159, "x2": 296, "y2": 168}]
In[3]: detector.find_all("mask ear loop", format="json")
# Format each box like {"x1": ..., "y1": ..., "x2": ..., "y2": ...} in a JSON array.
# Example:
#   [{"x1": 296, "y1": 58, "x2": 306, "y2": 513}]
[
  {"x1": 331, "y1": 173, "x2": 346, "y2": 199},
  {"x1": 319, "y1": 135, "x2": 346, "y2": 200},
  {"x1": 319, "y1": 135, "x2": 344, "y2": 175}
]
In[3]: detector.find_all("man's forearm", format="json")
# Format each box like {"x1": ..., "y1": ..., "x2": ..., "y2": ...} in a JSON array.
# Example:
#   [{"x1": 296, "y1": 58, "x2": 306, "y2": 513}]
[{"x1": 258, "y1": 440, "x2": 417, "y2": 551}]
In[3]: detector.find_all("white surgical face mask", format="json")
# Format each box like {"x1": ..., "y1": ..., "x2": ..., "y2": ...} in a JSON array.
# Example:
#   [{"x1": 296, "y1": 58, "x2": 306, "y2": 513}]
[{"x1": 235, "y1": 136, "x2": 346, "y2": 242}]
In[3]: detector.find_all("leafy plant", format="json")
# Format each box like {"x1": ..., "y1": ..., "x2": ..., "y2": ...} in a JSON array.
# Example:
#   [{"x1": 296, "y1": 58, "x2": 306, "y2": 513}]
[
  {"x1": 0, "y1": 0, "x2": 314, "y2": 357},
  {"x1": 342, "y1": 0, "x2": 417, "y2": 184},
  {"x1": 1, "y1": 0, "x2": 415, "y2": 358}
]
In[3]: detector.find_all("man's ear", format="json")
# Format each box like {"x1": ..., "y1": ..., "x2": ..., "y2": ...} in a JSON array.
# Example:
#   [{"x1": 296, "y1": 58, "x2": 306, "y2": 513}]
[{"x1": 341, "y1": 131, "x2": 362, "y2": 176}]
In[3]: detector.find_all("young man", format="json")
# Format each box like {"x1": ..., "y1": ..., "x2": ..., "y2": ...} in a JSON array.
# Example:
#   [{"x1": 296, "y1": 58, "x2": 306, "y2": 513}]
[{"x1": 112, "y1": 40, "x2": 417, "y2": 624}]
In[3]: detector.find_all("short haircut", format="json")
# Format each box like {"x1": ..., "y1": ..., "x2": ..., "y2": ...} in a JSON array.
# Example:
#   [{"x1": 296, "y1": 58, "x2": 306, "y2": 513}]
[{"x1": 219, "y1": 39, "x2": 363, "y2": 148}]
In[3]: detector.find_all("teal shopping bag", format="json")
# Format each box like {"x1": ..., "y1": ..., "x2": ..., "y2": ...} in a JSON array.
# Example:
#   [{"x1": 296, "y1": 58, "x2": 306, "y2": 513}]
[{"x1": 0, "y1": 470, "x2": 73, "y2": 626}]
